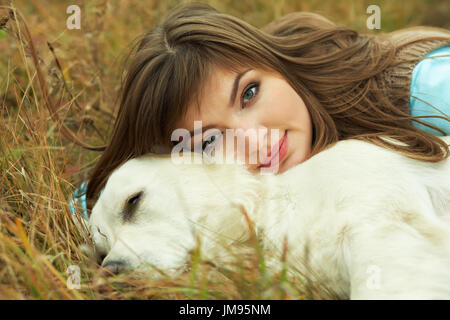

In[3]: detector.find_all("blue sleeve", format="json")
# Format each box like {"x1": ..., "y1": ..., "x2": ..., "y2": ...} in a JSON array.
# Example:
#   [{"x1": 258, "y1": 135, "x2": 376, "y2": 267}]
[
  {"x1": 409, "y1": 45, "x2": 450, "y2": 136},
  {"x1": 69, "y1": 182, "x2": 105, "y2": 221},
  {"x1": 68, "y1": 181, "x2": 90, "y2": 221}
]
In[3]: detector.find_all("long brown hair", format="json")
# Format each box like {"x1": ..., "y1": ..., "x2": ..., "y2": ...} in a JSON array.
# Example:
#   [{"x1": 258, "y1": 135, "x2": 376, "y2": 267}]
[{"x1": 85, "y1": 2, "x2": 450, "y2": 207}]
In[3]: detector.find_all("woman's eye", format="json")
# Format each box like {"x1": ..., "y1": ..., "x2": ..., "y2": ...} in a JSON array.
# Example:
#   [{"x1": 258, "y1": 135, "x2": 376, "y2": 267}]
[
  {"x1": 241, "y1": 82, "x2": 259, "y2": 108},
  {"x1": 202, "y1": 134, "x2": 217, "y2": 152}
]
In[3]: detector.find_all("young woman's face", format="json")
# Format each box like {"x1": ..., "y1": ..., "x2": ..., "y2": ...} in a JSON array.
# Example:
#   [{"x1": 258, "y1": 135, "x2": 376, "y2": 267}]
[{"x1": 175, "y1": 65, "x2": 313, "y2": 174}]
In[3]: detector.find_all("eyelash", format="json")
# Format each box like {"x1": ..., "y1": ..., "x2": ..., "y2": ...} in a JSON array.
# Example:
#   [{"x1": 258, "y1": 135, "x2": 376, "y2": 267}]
[
  {"x1": 202, "y1": 130, "x2": 224, "y2": 152},
  {"x1": 240, "y1": 81, "x2": 260, "y2": 109}
]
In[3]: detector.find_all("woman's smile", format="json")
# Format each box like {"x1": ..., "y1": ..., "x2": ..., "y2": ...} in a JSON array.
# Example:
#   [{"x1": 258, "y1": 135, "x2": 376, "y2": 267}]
[
  {"x1": 259, "y1": 131, "x2": 288, "y2": 169},
  {"x1": 176, "y1": 66, "x2": 313, "y2": 174}
]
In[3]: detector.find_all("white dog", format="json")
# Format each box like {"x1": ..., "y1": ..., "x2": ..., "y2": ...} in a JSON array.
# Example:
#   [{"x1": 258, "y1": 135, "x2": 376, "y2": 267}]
[{"x1": 89, "y1": 136, "x2": 450, "y2": 299}]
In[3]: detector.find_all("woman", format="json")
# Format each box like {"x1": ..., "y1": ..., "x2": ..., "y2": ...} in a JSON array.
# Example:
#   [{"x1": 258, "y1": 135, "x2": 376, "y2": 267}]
[{"x1": 82, "y1": 2, "x2": 450, "y2": 211}]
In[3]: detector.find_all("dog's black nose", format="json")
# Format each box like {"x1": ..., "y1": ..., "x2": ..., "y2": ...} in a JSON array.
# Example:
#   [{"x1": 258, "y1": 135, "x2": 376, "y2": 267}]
[{"x1": 102, "y1": 260, "x2": 127, "y2": 276}]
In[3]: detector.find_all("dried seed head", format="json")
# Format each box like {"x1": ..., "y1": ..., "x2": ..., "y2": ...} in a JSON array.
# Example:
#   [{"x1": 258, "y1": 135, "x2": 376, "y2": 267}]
[{"x1": 0, "y1": 16, "x2": 9, "y2": 29}]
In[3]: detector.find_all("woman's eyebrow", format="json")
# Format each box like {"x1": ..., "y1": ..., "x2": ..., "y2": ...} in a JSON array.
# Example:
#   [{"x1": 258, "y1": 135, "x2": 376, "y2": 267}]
[{"x1": 229, "y1": 68, "x2": 252, "y2": 107}]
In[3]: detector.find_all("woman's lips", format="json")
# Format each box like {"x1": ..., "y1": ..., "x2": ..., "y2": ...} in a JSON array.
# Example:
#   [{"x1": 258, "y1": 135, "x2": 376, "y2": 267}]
[{"x1": 259, "y1": 131, "x2": 288, "y2": 168}]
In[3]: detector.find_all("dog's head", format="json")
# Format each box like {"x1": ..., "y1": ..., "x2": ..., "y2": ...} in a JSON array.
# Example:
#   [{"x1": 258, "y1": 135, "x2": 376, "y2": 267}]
[{"x1": 89, "y1": 153, "x2": 264, "y2": 276}]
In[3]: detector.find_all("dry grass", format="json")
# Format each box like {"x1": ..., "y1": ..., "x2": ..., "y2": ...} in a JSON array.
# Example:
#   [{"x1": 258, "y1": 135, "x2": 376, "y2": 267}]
[{"x1": 0, "y1": 0, "x2": 448, "y2": 300}]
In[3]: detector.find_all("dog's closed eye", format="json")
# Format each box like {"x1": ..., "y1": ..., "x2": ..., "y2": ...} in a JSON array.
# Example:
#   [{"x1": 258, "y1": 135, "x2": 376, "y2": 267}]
[
  {"x1": 122, "y1": 191, "x2": 143, "y2": 222},
  {"x1": 128, "y1": 193, "x2": 142, "y2": 206}
]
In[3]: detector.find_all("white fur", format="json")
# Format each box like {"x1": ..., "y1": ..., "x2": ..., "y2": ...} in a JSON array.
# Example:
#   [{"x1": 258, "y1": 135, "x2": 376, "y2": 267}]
[{"x1": 90, "y1": 136, "x2": 450, "y2": 299}]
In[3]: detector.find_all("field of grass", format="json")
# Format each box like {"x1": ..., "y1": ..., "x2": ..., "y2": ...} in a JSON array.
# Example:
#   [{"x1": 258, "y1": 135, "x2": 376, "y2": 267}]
[{"x1": 0, "y1": 0, "x2": 448, "y2": 300}]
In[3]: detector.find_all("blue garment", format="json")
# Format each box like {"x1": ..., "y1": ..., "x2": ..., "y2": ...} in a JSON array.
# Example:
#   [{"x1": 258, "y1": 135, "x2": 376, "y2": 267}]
[
  {"x1": 68, "y1": 181, "x2": 104, "y2": 221},
  {"x1": 68, "y1": 181, "x2": 90, "y2": 221},
  {"x1": 409, "y1": 45, "x2": 450, "y2": 136}
]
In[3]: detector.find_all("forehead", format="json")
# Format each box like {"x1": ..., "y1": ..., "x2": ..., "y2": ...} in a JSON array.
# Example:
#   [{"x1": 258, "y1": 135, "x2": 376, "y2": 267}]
[
  {"x1": 108, "y1": 156, "x2": 172, "y2": 184},
  {"x1": 174, "y1": 64, "x2": 247, "y2": 129},
  {"x1": 181, "y1": 67, "x2": 235, "y2": 126}
]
